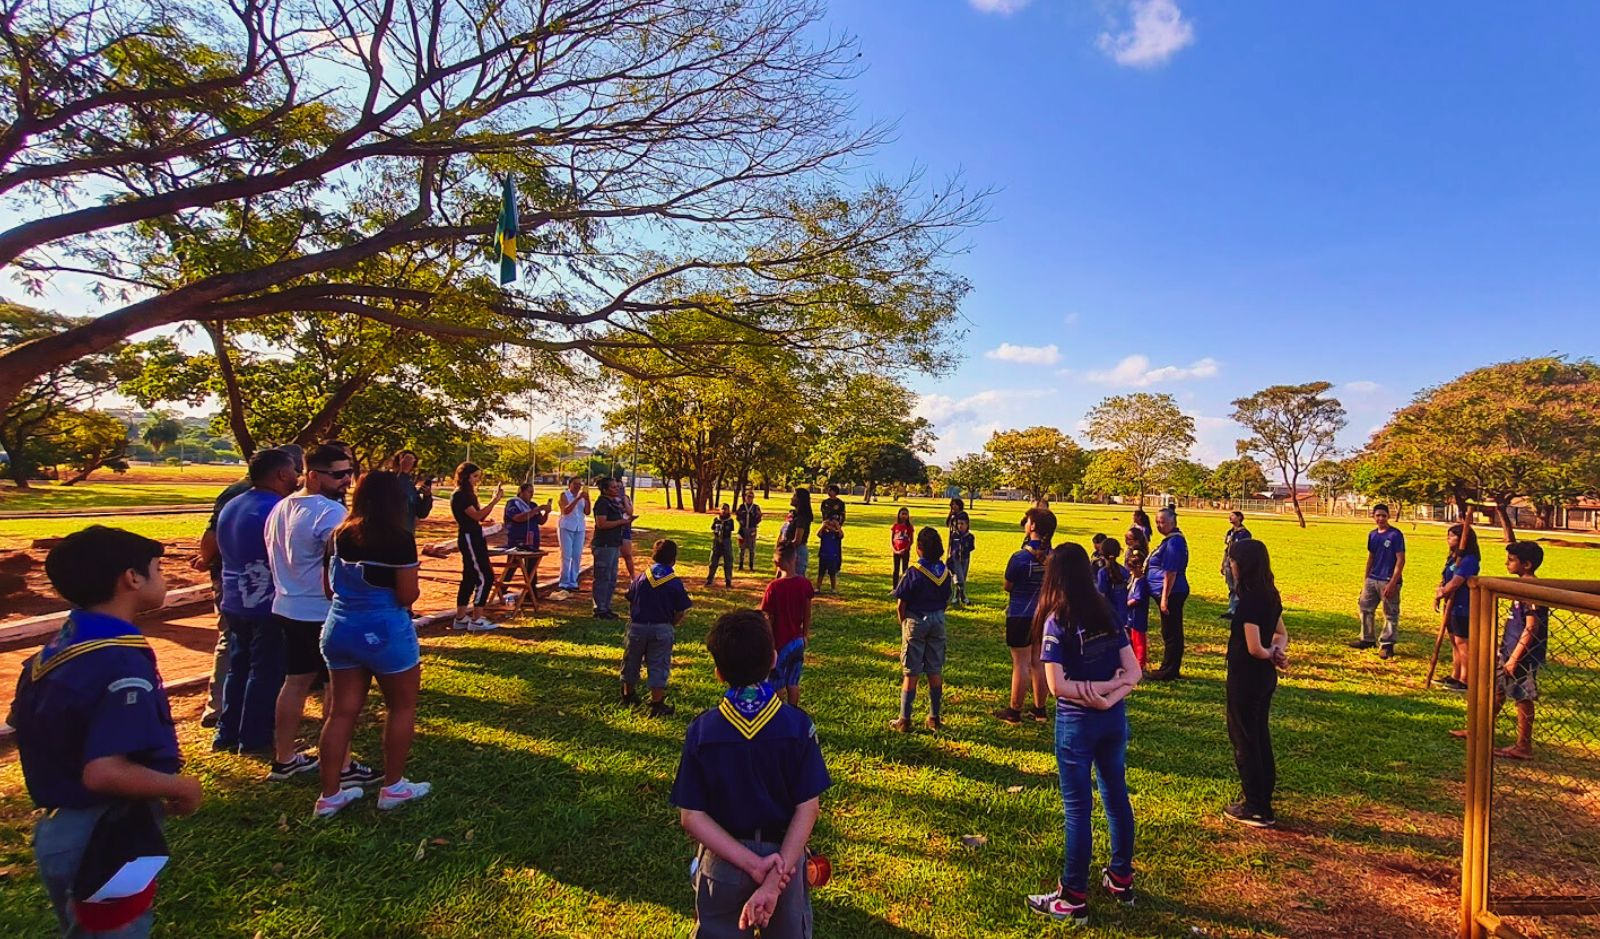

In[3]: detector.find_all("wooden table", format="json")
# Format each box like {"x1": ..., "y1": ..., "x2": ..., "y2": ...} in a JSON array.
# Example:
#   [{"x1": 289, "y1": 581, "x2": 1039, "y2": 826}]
[{"x1": 491, "y1": 548, "x2": 547, "y2": 614}]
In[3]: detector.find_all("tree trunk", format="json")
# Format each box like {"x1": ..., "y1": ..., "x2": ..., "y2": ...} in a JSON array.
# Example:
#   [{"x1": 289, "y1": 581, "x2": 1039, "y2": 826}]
[
  {"x1": 674, "y1": 477, "x2": 684, "y2": 510},
  {"x1": 204, "y1": 321, "x2": 257, "y2": 458},
  {"x1": 293, "y1": 372, "x2": 370, "y2": 447},
  {"x1": 1494, "y1": 496, "x2": 1518, "y2": 543}
]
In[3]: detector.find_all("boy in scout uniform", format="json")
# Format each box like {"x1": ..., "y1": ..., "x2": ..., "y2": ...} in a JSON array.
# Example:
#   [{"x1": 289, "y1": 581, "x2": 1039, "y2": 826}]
[
  {"x1": 671, "y1": 609, "x2": 831, "y2": 937},
  {"x1": 9, "y1": 526, "x2": 203, "y2": 936}
]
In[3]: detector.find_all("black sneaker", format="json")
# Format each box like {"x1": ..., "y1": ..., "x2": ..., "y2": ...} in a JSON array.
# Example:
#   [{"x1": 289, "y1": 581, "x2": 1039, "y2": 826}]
[
  {"x1": 993, "y1": 707, "x2": 1023, "y2": 726},
  {"x1": 1439, "y1": 676, "x2": 1467, "y2": 691},
  {"x1": 647, "y1": 701, "x2": 676, "y2": 718},
  {"x1": 594, "y1": 610, "x2": 619, "y2": 620},
  {"x1": 1101, "y1": 868, "x2": 1136, "y2": 905},
  {"x1": 267, "y1": 752, "x2": 319, "y2": 781},
  {"x1": 621, "y1": 690, "x2": 641, "y2": 706},
  {"x1": 1222, "y1": 801, "x2": 1277, "y2": 828},
  {"x1": 1029, "y1": 706, "x2": 1049, "y2": 723},
  {"x1": 1378, "y1": 644, "x2": 1394, "y2": 660},
  {"x1": 341, "y1": 760, "x2": 384, "y2": 786},
  {"x1": 1347, "y1": 639, "x2": 1376, "y2": 650}
]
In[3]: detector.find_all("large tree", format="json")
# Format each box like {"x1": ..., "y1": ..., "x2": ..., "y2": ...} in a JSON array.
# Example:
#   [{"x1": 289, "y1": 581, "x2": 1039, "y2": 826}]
[
  {"x1": 945, "y1": 453, "x2": 999, "y2": 503},
  {"x1": 41, "y1": 409, "x2": 132, "y2": 484},
  {"x1": 1083, "y1": 393, "x2": 1195, "y2": 505},
  {"x1": 1363, "y1": 357, "x2": 1600, "y2": 541},
  {"x1": 1231, "y1": 381, "x2": 1347, "y2": 528},
  {"x1": 1308, "y1": 458, "x2": 1354, "y2": 506},
  {"x1": 983, "y1": 426, "x2": 1084, "y2": 501},
  {"x1": 0, "y1": 303, "x2": 143, "y2": 486},
  {"x1": 0, "y1": 0, "x2": 980, "y2": 417},
  {"x1": 1206, "y1": 457, "x2": 1271, "y2": 501},
  {"x1": 1081, "y1": 449, "x2": 1143, "y2": 502},
  {"x1": 1162, "y1": 458, "x2": 1213, "y2": 499}
]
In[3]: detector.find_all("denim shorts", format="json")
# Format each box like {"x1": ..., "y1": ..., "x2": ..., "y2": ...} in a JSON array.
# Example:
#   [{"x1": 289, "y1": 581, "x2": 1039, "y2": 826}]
[
  {"x1": 321, "y1": 609, "x2": 421, "y2": 675},
  {"x1": 772, "y1": 637, "x2": 806, "y2": 688}
]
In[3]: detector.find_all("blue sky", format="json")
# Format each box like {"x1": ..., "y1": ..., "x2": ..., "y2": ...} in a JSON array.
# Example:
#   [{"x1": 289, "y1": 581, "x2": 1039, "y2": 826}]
[{"x1": 823, "y1": 0, "x2": 1600, "y2": 464}]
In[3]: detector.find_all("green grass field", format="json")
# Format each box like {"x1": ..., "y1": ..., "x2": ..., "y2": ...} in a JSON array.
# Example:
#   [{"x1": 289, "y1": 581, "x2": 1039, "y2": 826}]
[
  {"x1": 0, "y1": 514, "x2": 210, "y2": 550},
  {"x1": 4, "y1": 498, "x2": 1599, "y2": 937}
]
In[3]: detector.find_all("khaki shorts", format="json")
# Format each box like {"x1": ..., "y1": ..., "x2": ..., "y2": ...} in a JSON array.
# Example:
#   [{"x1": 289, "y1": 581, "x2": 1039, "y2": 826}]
[{"x1": 901, "y1": 609, "x2": 948, "y2": 677}]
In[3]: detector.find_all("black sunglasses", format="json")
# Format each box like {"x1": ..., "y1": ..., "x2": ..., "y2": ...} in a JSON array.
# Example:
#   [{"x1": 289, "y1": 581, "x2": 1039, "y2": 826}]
[{"x1": 310, "y1": 467, "x2": 356, "y2": 479}]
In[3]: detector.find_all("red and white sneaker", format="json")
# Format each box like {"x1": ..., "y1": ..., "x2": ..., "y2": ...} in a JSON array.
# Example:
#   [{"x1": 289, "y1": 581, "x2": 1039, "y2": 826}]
[
  {"x1": 1025, "y1": 887, "x2": 1088, "y2": 925},
  {"x1": 1102, "y1": 868, "x2": 1136, "y2": 905}
]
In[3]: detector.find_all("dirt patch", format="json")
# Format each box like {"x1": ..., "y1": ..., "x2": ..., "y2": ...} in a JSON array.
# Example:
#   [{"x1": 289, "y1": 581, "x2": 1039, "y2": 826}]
[
  {"x1": 1535, "y1": 538, "x2": 1600, "y2": 550},
  {"x1": 1, "y1": 546, "x2": 207, "y2": 623}
]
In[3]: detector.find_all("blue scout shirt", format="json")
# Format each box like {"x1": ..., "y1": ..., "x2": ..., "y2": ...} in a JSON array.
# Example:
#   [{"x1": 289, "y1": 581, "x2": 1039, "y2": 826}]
[
  {"x1": 503, "y1": 496, "x2": 539, "y2": 548},
  {"x1": 1501, "y1": 599, "x2": 1549, "y2": 668},
  {"x1": 710, "y1": 515, "x2": 736, "y2": 547},
  {"x1": 1004, "y1": 545, "x2": 1046, "y2": 618},
  {"x1": 671, "y1": 684, "x2": 831, "y2": 836},
  {"x1": 1097, "y1": 565, "x2": 1131, "y2": 629},
  {"x1": 625, "y1": 564, "x2": 692, "y2": 625},
  {"x1": 892, "y1": 558, "x2": 951, "y2": 615},
  {"x1": 1127, "y1": 575, "x2": 1151, "y2": 633},
  {"x1": 1443, "y1": 553, "x2": 1480, "y2": 617},
  {"x1": 8, "y1": 611, "x2": 180, "y2": 810},
  {"x1": 1039, "y1": 612, "x2": 1130, "y2": 715},
  {"x1": 1367, "y1": 527, "x2": 1406, "y2": 581},
  {"x1": 217, "y1": 487, "x2": 283, "y2": 615},
  {"x1": 818, "y1": 527, "x2": 843, "y2": 564},
  {"x1": 1148, "y1": 529, "x2": 1190, "y2": 596},
  {"x1": 948, "y1": 530, "x2": 975, "y2": 562}
]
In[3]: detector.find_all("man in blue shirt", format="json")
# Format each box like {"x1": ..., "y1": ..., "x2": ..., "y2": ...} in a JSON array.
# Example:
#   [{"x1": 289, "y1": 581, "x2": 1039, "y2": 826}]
[
  {"x1": 1352, "y1": 503, "x2": 1406, "y2": 658},
  {"x1": 1146, "y1": 506, "x2": 1190, "y2": 681},
  {"x1": 672, "y1": 609, "x2": 830, "y2": 937},
  {"x1": 214, "y1": 448, "x2": 300, "y2": 754},
  {"x1": 9, "y1": 526, "x2": 203, "y2": 936}
]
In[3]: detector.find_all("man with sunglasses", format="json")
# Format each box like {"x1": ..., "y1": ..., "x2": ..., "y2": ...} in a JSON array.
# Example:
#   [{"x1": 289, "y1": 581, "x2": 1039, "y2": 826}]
[{"x1": 262, "y1": 444, "x2": 380, "y2": 785}]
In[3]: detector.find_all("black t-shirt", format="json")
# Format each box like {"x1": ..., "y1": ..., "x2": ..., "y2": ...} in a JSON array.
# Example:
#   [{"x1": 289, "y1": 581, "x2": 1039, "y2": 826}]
[
  {"x1": 592, "y1": 494, "x2": 625, "y2": 549},
  {"x1": 820, "y1": 496, "x2": 846, "y2": 523},
  {"x1": 451, "y1": 488, "x2": 481, "y2": 536},
  {"x1": 335, "y1": 529, "x2": 419, "y2": 589},
  {"x1": 1228, "y1": 590, "x2": 1283, "y2": 681}
]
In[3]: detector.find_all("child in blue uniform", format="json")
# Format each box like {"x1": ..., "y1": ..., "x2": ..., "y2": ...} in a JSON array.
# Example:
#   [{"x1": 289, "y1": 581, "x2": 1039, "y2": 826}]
[
  {"x1": 1096, "y1": 540, "x2": 1131, "y2": 630},
  {"x1": 815, "y1": 517, "x2": 843, "y2": 591},
  {"x1": 947, "y1": 517, "x2": 975, "y2": 607},
  {"x1": 9, "y1": 526, "x2": 204, "y2": 936},
  {"x1": 1126, "y1": 553, "x2": 1152, "y2": 668},
  {"x1": 672, "y1": 609, "x2": 832, "y2": 937},
  {"x1": 1435, "y1": 522, "x2": 1481, "y2": 690},
  {"x1": 890, "y1": 528, "x2": 953, "y2": 733},
  {"x1": 623, "y1": 540, "x2": 693, "y2": 717},
  {"x1": 1450, "y1": 541, "x2": 1548, "y2": 759}
]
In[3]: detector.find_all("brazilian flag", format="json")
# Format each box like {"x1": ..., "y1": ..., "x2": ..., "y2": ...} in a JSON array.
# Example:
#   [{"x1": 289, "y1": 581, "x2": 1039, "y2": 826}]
[{"x1": 494, "y1": 175, "x2": 518, "y2": 284}]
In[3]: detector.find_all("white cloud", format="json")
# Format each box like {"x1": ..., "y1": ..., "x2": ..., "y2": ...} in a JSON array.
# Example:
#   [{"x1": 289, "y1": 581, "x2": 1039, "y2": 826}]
[
  {"x1": 915, "y1": 388, "x2": 1052, "y2": 425},
  {"x1": 1098, "y1": 0, "x2": 1195, "y2": 68},
  {"x1": 1342, "y1": 380, "x2": 1381, "y2": 394},
  {"x1": 968, "y1": 0, "x2": 1031, "y2": 13},
  {"x1": 1081, "y1": 354, "x2": 1219, "y2": 387},
  {"x1": 984, "y1": 342, "x2": 1060, "y2": 366},
  {"x1": 1185, "y1": 411, "x2": 1241, "y2": 465}
]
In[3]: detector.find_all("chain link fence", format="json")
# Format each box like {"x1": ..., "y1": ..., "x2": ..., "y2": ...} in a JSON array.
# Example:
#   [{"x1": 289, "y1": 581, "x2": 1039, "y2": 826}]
[{"x1": 1462, "y1": 578, "x2": 1600, "y2": 938}]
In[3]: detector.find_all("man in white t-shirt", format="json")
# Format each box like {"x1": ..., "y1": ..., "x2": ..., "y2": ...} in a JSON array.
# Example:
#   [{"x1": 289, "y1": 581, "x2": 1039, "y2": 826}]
[
  {"x1": 262, "y1": 444, "x2": 378, "y2": 786},
  {"x1": 557, "y1": 476, "x2": 590, "y2": 590}
]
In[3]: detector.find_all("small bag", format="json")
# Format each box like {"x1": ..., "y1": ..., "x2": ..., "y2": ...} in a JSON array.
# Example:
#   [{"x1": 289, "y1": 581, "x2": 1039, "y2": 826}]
[{"x1": 72, "y1": 800, "x2": 168, "y2": 931}]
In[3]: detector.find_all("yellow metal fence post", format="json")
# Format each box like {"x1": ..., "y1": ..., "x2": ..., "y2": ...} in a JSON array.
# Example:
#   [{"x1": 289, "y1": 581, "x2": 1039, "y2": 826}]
[{"x1": 1460, "y1": 580, "x2": 1494, "y2": 939}]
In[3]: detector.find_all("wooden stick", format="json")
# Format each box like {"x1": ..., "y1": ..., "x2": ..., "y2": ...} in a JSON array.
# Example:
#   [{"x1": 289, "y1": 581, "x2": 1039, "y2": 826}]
[{"x1": 1425, "y1": 605, "x2": 1450, "y2": 689}]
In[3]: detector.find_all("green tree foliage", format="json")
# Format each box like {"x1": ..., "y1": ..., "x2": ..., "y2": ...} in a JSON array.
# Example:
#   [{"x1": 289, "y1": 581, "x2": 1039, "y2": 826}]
[
  {"x1": 1081, "y1": 449, "x2": 1144, "y2": 501},
  {"x1": 1161, "y1": 459, "x2": 1213, "y2": 499},
  {"x1": 1363, "y1": 357, "x2": 1600, "y2": 540},
  {"x1": 1231, "y1": 382, "x2": 1347, "y2": 528},
  {"x1": 0, "y1": 0, "x2": 981, "y2": 421},
  {"x1": 1083, "y1": 393, "x2": 1195, "y2": 504},
  {"x1": 821, "y1": 438, "x2": 926, "y2": 503},
  {"x1": 945, "y1": 453, "x2": 1000, "y2": 502},
  {"x1": 45, "y1": 410, "x2": 132, "y2": 484},
  {"x1": 1308, "y1": 458, "x2": 1354, "y2": 504},
  {"x1": 0, "y1": 303, "x2": 143, "y2": 487},
  {"x1": 141, "y1": 415, "x2": 182, "y2": 457},
  {"x1": 1206, "y1": 457, "x2": 1271, "y2": 500},
  {"x1": 983, "y1": 426, "x2": 1085, "y2": 500}
]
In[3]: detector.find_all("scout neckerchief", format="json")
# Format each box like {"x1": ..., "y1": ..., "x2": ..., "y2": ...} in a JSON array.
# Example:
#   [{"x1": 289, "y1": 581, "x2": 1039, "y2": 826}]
[
  {"x1": 31, "y1": 610, "x2": 149, "y2": 681},
  {"x1": 645, "y1": 563, "x2": 678, "y2": 588},
  {"x1": 719, "y1": 681, "x2": 782, "y2": 740},
  {"x1": 914, "y1": 558, "x2": 950, "y2": 586}
]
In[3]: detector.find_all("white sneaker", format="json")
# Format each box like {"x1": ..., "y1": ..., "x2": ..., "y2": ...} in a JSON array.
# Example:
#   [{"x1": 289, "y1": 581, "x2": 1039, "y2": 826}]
[
  {"x1": 450, "y1": 617, "x2": 472, "y2": 631},
  {"x1": 314, "y1": 786, "x2": 364, "y2": 818},
  {"x1": 377, "y1": 778, "x2": 432, "y2": 810},
  {"x1": 468, "y1": 617, "x2": 498, "y2": 631}
]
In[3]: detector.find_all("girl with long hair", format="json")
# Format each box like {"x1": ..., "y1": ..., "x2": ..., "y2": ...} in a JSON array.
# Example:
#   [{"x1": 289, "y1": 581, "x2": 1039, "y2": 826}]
[
  {"x1": 1096, "y1": 539, "x2": 1130, "y2": 630},
  {"x1": 1123, "y1": 526, "x2": 1150, "y2": 568},
  {"x1": 995, "y1": 510, "x2": 1055, "y2": 725},
  {"x1": 1223, "y1": 538, "x2": 1289, "y2": 828},
  {"x1": 891, "y1": 507, "x2": 914, "y2": 586},
  {"x1": 315, "y1": 471, "x2": 430, "y2": 817},
  {"x1": 1025, "y1": 543, "x2": 1140, "y2": 925},
  {"x1": 1435, "y1": 519, "x2": 1481, "y2": 690},
  {"x1": 788, "y1": 487, "x2": 814, "y2": 578},
  {"x1": 451, "y1": 462, "x2": 502, "y2": 631},
  {"x1": 1130, "y1": 508, "x2": 1153, "y2": 541}
]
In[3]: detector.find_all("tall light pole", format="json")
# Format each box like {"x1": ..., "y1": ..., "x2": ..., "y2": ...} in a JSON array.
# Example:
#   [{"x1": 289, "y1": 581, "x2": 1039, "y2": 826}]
[{"x1": 628, "y1": 383, "x2": 642, "y2": 503}]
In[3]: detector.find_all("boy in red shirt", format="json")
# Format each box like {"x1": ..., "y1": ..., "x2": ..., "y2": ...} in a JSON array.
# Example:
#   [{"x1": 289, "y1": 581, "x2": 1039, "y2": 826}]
[{"x1": 762, "y1": 542, "x2": 816, "y2": 706}]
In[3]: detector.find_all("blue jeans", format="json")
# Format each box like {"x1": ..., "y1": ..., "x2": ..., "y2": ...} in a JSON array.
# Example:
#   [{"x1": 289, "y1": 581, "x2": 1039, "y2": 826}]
[
  {"x1": 214, "y1": 612, "x2": 284, "y2": 751},
  {"x1": 591, "y1": 544, "x2": 621, "y2": 614},
  {"x1": 35, "y1": 804, "x2": 158, "y2": 937},
  {"x1": 1054, "y1": 704, "x2": 1135, "y2": 893},
  {"x1": 794, "y1": 543, "x2": 810, "y2": 578},
  {"x1": 558, "y1": 527, "x2": 585, "y2": 588}
]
